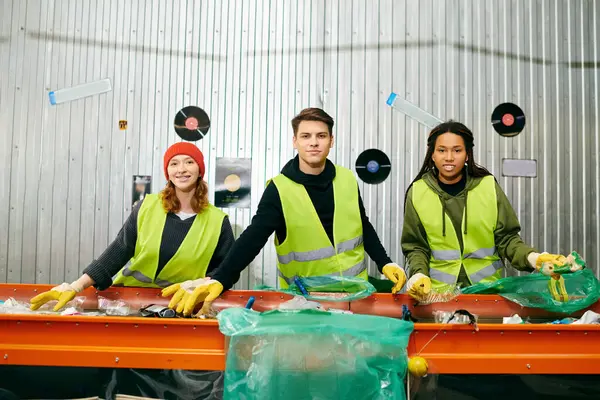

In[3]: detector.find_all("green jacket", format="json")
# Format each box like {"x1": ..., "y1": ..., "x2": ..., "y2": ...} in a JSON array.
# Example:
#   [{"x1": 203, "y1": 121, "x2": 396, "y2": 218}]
[{"x1": 401, "y1": 171, "x2": 537, "y2": 288}]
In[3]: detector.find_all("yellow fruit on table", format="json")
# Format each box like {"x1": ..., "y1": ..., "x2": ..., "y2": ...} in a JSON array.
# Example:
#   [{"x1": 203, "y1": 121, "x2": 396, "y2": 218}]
[{"x1": 408, "y1": 356, "x2": 428, "y2": 377}]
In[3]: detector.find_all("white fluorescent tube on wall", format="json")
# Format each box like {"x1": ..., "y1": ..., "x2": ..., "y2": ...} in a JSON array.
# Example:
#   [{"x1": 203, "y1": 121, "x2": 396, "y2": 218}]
[{"x1": 48, "y1": 78, "x2": 112, "y2": 105}]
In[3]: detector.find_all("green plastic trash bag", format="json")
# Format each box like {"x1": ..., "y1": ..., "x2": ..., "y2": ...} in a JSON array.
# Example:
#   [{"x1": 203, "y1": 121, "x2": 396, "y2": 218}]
[
  {"x1": 254, "y1": 274, "x2": 376, "y2": 302},
  {"x1": 217, "y1": 308, "x2": 414, "y2": 400},
  {"x1": 462, "y1": 269, "x2": 600, "y2": 314},
  {"x1": 369, "y1": 275, "x2": 395, "y2": 293}
]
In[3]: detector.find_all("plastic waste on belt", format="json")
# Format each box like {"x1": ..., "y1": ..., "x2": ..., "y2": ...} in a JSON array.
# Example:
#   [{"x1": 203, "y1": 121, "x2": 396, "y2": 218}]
[
  {"x1": 217, "y1": 307, "x2": 414, "y2": 400},
  {"x1": 254, "y1": 275, "x2": 377, "y2": 302},
  {"x1": 462, "y1": 252, "x2": 599, "y2": 314}
]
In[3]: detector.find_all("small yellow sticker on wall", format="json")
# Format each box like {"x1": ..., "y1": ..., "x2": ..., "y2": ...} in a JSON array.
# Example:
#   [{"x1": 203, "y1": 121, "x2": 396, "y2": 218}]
[{"x1": 119, "y1": 120, "x2": 128, "y2": 130}]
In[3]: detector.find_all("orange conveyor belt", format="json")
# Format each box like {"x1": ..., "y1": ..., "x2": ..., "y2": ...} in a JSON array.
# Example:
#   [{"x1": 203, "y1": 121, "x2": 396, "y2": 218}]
[{"x1": 1, "y1": 283, "x2": 599, "y2": 374}]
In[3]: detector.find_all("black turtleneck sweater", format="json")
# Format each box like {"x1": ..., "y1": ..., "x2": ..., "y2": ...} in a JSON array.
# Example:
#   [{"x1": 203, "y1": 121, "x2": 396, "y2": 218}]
[
  {"x1": 210, "y1": 156, "x2": 393, "y2": 291},
  {"x1": 437, "y1": 173, "x2": 467, "y2": 197}
]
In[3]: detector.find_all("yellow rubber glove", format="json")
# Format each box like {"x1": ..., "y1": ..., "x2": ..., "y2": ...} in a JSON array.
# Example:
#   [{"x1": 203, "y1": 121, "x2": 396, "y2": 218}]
[
  {"x1": 406, "y1": 273, "x2": 432, "y2": 301},
  {"x1": 30, "y1": 282, "x2": 83, "y2": 311},
  {"x1": 161, "y1": 278, "x2": 224, "y2": 317},
  {"x1": 382, "y1": 263, "x2": 407, "y2": 294}
]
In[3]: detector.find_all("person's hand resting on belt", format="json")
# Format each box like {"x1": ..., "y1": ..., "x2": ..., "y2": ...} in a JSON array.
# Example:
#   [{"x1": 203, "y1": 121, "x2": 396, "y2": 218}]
[
  {"x1": 161, "y1": 278, "x2": 224, "y2": 317},
  {"x1": 30, "y1": 281, "x2": 84, "y2": 311},
  {"x1": 405, "y1": 273, "x2": 432, "y2": 301},
  {"x1": 382, "y1": 263, "x2": 408, "y2": 294}
]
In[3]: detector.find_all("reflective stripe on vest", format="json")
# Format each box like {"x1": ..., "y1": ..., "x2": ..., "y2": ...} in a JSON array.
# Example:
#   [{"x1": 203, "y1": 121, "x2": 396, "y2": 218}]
[
  {"x1": 430, "y1": 260, "x2": 503, "y2": 285},
  {"x1": 277, "y1": 236, "x2": 363, "y2": 265},
  {"x1": 119, "y1": 265, "x2": 174, "y2": 288},
  {"x1": 272, "y1": 165, "x2": 366, "y2": 288},
  {"x1": 412, "y1": 175, "x2": 502, "y2": 289},
  {"x1": 431, "y1": 246, "x2": 497, "y2": 262},
  {"x1": 112, "y1": 194, "x2": 226, "y2": 288}
]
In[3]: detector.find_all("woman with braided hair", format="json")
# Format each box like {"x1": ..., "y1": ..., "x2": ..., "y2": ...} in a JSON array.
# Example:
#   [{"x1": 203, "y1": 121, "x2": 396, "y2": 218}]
[{"x1": 399, "y1": 120, "x2": 566, "y2": 299}]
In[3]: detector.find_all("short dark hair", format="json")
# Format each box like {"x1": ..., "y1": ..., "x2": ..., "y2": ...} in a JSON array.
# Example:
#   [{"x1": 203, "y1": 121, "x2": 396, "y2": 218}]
[{"x1": 291, "y1": 108, "x2": 334, "y2": 136}]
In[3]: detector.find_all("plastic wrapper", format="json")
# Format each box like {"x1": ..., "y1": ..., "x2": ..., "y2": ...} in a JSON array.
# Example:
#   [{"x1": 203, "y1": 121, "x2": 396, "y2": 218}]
[
  {"x1": 462, "y1": 269, "x2": 600, "y2": 313},
  {"x1": 0, "y1": 296, "x2": 86, "y2": 315},
  {"x1": 433, "y1": 310, "x2": 478, "y2": 325},
  {"x1": 195, "y1": 305, "x2": 220, "y2": 319},
  {"x1": 277, "y1": 295, "x2": 353, "y2": 314},
  {"x1": 98, "y1": 296, "x2": 134, "y2": 316},
  {"x1": 254, "y1": 274, "x2": 376, "y2": 302},
  {"x1": 413, "y1": 284, "x2": 462, "y2": 305},
  {"x1": 571, "y1": 310, "x2": 600, "y2": 324},
  {"x1": 217, "y1": 307, "x2": 413, "y2": 400},
  {"x1": 503, "y1": 314, "x2": 527, "y2": 324},
  {"x1": 278, "y1": 295, "x2": 325, "y2": 311}
]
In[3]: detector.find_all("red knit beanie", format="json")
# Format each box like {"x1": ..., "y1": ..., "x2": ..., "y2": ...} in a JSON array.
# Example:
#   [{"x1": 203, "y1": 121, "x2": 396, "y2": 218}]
[{"x1": 163, "y1": 142, "x2": 205, "y2": 180}]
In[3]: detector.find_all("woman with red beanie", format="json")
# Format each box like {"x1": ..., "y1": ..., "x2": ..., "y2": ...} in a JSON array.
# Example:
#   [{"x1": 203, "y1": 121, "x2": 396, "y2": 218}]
[{"x1": 30, "y1": 142, "x2": 234, "y2": 316}]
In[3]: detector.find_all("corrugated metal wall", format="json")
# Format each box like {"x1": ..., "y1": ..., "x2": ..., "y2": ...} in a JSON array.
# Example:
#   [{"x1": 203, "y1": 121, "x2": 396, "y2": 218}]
[{"x1": 1, "y1": 0, "x2": 599, "y2": 289}]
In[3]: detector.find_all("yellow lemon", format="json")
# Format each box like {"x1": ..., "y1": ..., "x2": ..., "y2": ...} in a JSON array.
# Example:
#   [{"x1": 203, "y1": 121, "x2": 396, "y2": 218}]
[{"x1": 408, "y1": 356, "x2": 428, "y2": 377}]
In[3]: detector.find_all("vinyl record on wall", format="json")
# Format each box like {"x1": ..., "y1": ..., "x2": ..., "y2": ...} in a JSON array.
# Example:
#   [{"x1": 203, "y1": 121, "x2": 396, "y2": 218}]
[
  {"x1": 173, "y1": 106, "x2": 211, "y2": 141},
  {"x1": 355, "y1": 149, "x2": 392, "y2": 184},
  {"x1": 491, "y1": 103, "x2": 526, "y2": 137}
]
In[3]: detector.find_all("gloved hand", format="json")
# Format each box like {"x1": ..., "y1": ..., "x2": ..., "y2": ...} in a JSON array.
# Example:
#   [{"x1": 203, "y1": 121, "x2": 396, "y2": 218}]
[
  {"x1": 382, "y1": 263, "x2": 407, "y2": 294},
  {"x1": 406, "y1": 273, "x2": 432, "y2": 301},
  {"x1": 30, "y1": 282, "x2": 84, "y2": 311},
  {"x1": 161, "y1": 278, "x2": 224, "y2": 317}
]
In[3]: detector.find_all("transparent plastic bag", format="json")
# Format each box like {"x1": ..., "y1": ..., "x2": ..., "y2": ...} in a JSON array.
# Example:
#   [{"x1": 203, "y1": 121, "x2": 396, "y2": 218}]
[
  {"x1": 0, "y1": 365, "x2": 223, "y2": 400},
  {"x1": 254, "y1": 275, "x2": 376, "y2": 302},
  {"x1": 217, "y1": 308, "x2": 413, "y2": 400},
  {"x1": 106, "y1": 368, "x2": 223, "y2": 400},
  {"x1": 98, "y1": 296, "x2": 133, "y2": 316}
]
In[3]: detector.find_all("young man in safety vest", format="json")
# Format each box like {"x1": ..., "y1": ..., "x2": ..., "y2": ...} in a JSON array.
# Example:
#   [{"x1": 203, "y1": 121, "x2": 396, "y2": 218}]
[{"x1": 180, "y1": 108, "x2": 408, "y2": 315}]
